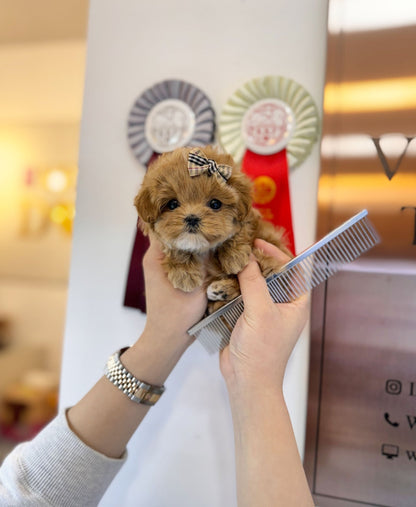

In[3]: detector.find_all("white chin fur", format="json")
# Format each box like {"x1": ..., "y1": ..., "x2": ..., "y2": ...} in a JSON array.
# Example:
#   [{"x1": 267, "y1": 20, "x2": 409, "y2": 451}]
[{"x1": 173, "y1": 233, "x2": 210, "y2": 252}]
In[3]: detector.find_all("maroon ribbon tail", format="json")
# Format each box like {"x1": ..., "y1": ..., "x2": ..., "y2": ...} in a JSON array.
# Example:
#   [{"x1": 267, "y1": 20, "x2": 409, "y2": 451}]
[
  {"x1": 123, "y1": 228, "x2": 150, "y2": 312},
  {"x1": 123, "y1": 152, "x2": 159, "y2": 313}
]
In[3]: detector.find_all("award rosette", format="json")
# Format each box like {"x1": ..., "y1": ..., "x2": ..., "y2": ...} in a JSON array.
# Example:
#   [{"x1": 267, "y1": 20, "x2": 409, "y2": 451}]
[
  {"x1": 218, "y1": 76, "x2": 320, "y2": 255},
  {"x1": 125, "y1": 79, "x2": 215, "y2": 312}
]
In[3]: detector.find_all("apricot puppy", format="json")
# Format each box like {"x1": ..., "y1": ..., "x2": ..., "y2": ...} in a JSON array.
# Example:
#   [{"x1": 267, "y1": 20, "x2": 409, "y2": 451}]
[{"x1": 134, "y1": 146, "x2": 290, "y2": 312}]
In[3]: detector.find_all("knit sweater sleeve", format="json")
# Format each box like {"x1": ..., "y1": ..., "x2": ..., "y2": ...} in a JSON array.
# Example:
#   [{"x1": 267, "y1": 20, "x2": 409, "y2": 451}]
[{"x1": 0, "y1": 411, "x2": 126, "y2": 506}]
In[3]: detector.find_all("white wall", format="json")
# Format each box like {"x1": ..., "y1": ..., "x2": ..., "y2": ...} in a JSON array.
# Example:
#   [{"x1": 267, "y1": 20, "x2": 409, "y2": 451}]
[{"x1": 60, "y1": 1, "x2": 328, "y2": 505}]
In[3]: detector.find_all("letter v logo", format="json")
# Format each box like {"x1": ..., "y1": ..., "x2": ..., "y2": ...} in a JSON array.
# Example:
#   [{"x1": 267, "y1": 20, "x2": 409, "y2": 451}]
[
  {"x1": 371, "y1": 134, "x2": 415, "y2": 180},
  {"x1": 407, "y1": 415, "x2": 416, "y2": 429}
]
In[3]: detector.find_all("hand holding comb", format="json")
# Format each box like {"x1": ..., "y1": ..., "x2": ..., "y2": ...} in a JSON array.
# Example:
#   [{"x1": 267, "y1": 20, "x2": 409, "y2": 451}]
[{"x1": 188, "y1": 210, "x2": 380, "y2": 354}]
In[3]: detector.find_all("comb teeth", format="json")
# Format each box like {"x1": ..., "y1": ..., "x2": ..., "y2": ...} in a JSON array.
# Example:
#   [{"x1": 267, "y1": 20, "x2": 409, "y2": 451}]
[{"x1": 188, "y1": 210, "x2": 380, "y2": 354}]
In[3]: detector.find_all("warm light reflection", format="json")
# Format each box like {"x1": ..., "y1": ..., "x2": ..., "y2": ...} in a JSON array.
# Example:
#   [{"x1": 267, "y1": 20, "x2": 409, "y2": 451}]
[
  {"x1": 318, "y1": 173, "x2": 416, "y2": 208},
  {"x1": 20, "y1": 165, "x2": 77, "y2": 236},
  {"x1": 328, "y1": 0, "x2": 416, "y2": 33},
  {"x1": 0, "y1": 130, "x2": 77, "y2": 237},
  {"x1": 50, "y1": 204, "x2": 75, "y2": 234},
  {"x1": 324, "y1": 76, "x2": 416, "y2": 113},
  {"x1": 46, "y1": 169, "x2": 68, "y2": 193},
  {"x1": 0, "y1": 135, "x2": 25, "y2": 213},
  {"x1": 318, "y1": 172, "x2": 416, "y2": 256},
  {"x1": 321, "y1": 134, "x2": 416, "y2": 159}
]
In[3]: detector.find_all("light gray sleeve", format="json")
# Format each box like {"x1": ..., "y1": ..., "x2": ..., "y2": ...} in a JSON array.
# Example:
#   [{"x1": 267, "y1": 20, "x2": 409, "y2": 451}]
[{"x1": 0, "y1": 411, "x2": 127, "y2": 506}]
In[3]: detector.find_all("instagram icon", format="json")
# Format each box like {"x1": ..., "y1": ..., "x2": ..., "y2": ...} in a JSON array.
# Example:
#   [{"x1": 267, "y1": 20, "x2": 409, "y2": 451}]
[{"x1": 385, "y1": 379, "x2": 402, "y2": 395}]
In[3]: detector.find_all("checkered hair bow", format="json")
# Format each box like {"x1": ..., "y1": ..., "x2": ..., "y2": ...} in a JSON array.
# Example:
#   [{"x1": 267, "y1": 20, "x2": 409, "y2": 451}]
[{"x1": 188, "y1": 148, "x2": 232, "y2": 182}]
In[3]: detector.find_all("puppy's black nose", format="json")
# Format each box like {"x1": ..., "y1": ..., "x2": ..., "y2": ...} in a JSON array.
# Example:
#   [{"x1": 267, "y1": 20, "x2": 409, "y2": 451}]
[{"x1": 184, "y1": 214, "x2": 201, "y2": 229}]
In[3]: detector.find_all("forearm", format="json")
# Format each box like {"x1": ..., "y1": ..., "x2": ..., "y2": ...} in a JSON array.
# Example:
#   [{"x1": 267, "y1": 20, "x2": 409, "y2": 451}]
[
  {"x1": 0, "y1": 413, "x2": 125, "y2": 506},
  {"x1": 227, "y1": 383, "x2": 314, "y2": 507},
  {"x1": 67, "y1": 329, "x2": 192, "y2": 459}
]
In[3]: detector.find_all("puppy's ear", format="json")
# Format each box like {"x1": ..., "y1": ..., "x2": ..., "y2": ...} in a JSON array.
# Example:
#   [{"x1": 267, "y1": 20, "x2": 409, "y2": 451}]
[
  {"x1": 134, "y1": 187, "x2": 158, "y2": 225},
  {"x1": 231, "y1": 171, "x2": 253, "y2": 220}
]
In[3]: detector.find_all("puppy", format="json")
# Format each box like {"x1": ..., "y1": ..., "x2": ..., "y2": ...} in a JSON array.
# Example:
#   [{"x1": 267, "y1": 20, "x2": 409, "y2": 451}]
[{"x1": 134, "y1": 146, "x2": 291, "y2": 312}]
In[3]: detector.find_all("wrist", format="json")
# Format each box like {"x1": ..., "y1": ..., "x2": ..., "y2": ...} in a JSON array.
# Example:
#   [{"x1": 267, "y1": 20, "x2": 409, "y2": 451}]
[
  {"x1": 226, "y1": 383, "x2": 287, "y2": 435},
  {"x1": 225, "y1": 375, "x2": 284, "y2": 409},
  {"x1": 143, "y1": 321, "x2": 195, "y2": 350},
  {"x1": 222, "y1": 362, "x2": 284, "y2": 398},
  {"x1": 120, "y1": 329, "x2": 192, "y2": 387}
]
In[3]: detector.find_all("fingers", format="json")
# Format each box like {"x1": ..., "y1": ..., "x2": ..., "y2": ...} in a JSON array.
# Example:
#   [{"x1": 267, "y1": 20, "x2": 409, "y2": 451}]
[
  {"x1": 237, "y1": 239, "x2": 294, "y2": 312},
  {"x1": 255, "y1": 240, "x2": 310, "y2": 310},
  {"x1": 254, "y1": 238, "x2": 291, "y2": 264},
  {"x1": 142, "y1": 235, "x2": 165, "y2": 275},
  {"x1": 237, "y1": 256, "x2": 272, "y2": 314},
  {"x1": 247, "y1": 240, "x2": 310, "y2": 311},
  {"x1": 146, "y1": 235, "x2": 164, "y2": 258}
]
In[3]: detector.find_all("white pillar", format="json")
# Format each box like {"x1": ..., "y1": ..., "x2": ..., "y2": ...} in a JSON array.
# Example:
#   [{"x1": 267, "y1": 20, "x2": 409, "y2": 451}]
[{"x1": 60, "y1": 1, "x2": 328, "y2": 505}]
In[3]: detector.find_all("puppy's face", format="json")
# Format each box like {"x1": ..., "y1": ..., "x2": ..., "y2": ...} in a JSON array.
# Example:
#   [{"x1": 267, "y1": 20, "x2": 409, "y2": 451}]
[{"x1": 135, "y1": 147, "x2": 252, "y2": 253}]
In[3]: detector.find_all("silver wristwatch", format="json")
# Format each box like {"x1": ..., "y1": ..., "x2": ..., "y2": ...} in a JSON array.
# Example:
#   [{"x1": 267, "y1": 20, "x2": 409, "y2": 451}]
[{"x1": 104, "y1": 347, "x2": 165, "y2": 406}]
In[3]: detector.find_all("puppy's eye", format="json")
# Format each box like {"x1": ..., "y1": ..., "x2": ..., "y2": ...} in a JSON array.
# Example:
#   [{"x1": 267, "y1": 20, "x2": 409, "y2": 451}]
[
  {"x1": 208, "y1": 199, "x2": 222, "y2": 210},
  {"x1": 165, "y1": 199, "x2": 180, "y2": 211}
]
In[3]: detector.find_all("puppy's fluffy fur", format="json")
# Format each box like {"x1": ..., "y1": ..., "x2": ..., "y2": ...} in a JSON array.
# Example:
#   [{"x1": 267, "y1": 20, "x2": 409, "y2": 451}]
[{"x1": 135, "y1": 146, "x2": 290, "y2": 312}]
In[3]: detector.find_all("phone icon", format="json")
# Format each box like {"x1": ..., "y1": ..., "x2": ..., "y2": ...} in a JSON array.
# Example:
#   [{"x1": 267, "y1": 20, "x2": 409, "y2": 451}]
[{"x1": 384, "y1": 412, "x2": 399, "y2": 427}]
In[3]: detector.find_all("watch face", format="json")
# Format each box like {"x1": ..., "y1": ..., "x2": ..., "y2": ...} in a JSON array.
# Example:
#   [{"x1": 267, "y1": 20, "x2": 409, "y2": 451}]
[
  {"x1": 145, "y1": 99, "x2": 196, "y2": 153},
  {"x1": 241, "y1": 98, "x2": 295, "y2": 155}
]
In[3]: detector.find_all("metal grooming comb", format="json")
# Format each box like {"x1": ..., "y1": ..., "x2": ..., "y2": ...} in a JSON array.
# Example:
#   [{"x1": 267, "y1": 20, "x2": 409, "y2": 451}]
[{"x1": 188, "y1": 209, "x2": 380, "y2": 354}]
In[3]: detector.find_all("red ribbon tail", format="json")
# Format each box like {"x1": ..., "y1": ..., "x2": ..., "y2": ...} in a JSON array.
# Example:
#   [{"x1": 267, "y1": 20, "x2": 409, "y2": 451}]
[{"x1": 242, "y1": 149, "x2": 296, "y2": 255}]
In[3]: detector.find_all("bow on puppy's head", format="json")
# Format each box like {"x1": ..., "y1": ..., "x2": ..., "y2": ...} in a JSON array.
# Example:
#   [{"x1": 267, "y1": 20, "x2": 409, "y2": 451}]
[
  {"x1": 187, "y1": 148, "x2": 232, "y2": 183},
  {"x1": 134, "y1": 146, "x2": 253, "y2": 254}
]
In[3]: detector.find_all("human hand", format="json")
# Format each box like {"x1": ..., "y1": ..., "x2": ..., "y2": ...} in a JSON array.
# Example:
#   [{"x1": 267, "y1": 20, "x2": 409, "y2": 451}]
[
  {"x1": 220, "y1": 239, "x2": 309, "y2": 393},
  {"x1": 142, "y1": 236, "x2": 207, "y2": 346}
]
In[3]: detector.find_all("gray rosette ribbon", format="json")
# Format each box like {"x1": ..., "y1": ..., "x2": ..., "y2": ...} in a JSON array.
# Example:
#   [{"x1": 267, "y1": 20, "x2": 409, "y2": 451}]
[{"x1": 125, "y1": 80, "x2": 216, "y2": 312}]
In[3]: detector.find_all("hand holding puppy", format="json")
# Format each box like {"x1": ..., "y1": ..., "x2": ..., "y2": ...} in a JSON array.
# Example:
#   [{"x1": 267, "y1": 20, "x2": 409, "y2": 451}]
[
  {"x1": 142, "y1": 237, "x2": 207, "y2": 346},
  {"x1": 134, "y1": 146, "x2": 291, "y2": 313}
]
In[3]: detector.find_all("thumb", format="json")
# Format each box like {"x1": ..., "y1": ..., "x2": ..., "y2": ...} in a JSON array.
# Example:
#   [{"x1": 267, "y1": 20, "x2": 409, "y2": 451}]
[{"x1": 238, "y1": 256, "x2": 272, "y2": 315}]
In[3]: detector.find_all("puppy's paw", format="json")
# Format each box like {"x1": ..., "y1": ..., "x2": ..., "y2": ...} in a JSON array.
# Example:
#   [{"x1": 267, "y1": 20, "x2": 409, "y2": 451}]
[
  {"x1": 253, "y1": 248, "x2": 285, "y2": 279},
  {"x1": 168, "y1": 267, "x2": 203, "y2": 292},
  {"x1": 218, "y1": 245, "x2": 251, "y2": 275},
  {"x1": 260, "y1": 257, "x2": 283, "y2": 278},
  {"x1": 207, "y1": 278, "x2": 240, "y2": 301},
  {"x1": 207, "y1": 300, "x2": 227, "y2": 314}
]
